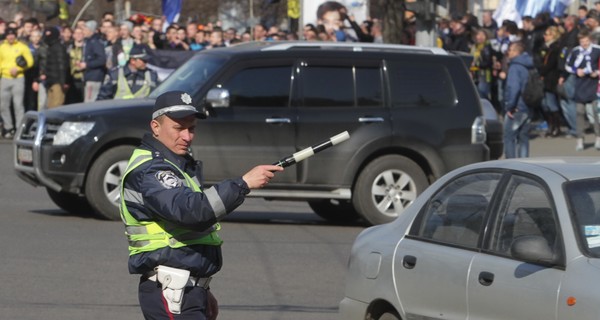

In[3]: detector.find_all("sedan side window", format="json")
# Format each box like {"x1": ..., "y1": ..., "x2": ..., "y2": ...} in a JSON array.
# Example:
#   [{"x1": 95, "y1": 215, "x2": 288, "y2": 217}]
[
  {"x1": 410, "y1": 172, "x2": 501, "y2": 249},
  {"x1": 488, "y1": 175, "x2": 560, "y2": 259}
]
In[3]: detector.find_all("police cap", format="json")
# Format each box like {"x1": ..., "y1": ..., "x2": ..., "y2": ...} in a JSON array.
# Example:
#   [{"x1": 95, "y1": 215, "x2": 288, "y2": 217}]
[
  {"x1": 129, "y1": 44, "x2": 149, "y2": 61},
  {"x1": 152, "y1": 91, "x2": 203, "y2": 120}
]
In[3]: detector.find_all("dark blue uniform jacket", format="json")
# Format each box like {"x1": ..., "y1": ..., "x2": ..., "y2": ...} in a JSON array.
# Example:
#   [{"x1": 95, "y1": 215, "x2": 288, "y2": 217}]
[{"x1": 123, "y1": 133, "x2": 250, "y2": 276}]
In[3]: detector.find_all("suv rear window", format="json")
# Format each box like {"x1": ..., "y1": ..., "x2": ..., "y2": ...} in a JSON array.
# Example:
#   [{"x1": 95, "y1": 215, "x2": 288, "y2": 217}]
[{"x1": 388, "y1": 61, "x2": 456, "y2": 108}]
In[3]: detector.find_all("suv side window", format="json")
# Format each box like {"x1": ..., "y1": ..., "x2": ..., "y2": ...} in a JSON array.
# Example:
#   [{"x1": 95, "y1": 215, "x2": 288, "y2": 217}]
[
  {"x1": 387, "y1": 60, "x2": 457, "y2": 108},
  {"x1": 301, "y1": 65, "x2": 383, "y2": 107},
  {"x1": 410, "y1": 172, "x2": 501, "y2": 249},
  {"x1": 222, "y1": 66, "x2": 292, "y2": 107}
]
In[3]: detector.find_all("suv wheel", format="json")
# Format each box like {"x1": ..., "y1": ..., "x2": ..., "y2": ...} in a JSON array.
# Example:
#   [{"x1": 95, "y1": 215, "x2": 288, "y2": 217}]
[
  {"x1": 307, "y1": 199, "x2": 361, "y2": 224},
  {"x1": 353, "y1": 155, "x2": 428, "y2": 225},
  {"x1": 85, "y1": 145, "x2": 134, "y2": 220},
  {"x1": 46, "y1": 188, "x2": 94, "y2": 215}
]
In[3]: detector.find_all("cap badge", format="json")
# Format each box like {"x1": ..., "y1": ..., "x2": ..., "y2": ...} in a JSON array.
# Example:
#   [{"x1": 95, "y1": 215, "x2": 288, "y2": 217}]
[{"x1": 181, "y1": 93, "x2": 192, "y2": 104}]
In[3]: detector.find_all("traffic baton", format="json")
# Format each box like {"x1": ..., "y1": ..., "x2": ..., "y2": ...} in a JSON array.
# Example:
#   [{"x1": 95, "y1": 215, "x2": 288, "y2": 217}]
[{"x1": 272, "y1": 131, "x2": 350, "y2": 168}]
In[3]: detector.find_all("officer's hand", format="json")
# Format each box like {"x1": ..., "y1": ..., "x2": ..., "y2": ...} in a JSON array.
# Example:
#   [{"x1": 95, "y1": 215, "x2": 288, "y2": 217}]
[
  {"x1": 206, "y1": 290, "x2": 218, "y2": 320},
  {"x1": 242, "y1": 165, "x2": 283, "y2": 189}
]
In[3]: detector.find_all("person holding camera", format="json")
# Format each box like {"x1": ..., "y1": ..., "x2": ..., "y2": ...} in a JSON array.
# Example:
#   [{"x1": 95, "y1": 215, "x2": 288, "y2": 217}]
[{"x1": 0, "y1": 27, "x2": 33, "y2": 139}]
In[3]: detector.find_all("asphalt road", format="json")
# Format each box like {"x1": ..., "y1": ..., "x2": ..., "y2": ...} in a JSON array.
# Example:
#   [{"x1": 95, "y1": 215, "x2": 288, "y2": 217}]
[
  {"x1": 0, "y1": 139, "x2": 362, "y2": 320},
  {"x1": 0, "y1": 131, "x2": 598, "y2": 320}
]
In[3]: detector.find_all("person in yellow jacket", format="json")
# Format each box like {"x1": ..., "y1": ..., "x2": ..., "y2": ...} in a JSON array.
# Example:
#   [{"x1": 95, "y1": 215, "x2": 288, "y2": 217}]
[{"x1": 0, "y1": 27, "x2": 33, "y2": 139}]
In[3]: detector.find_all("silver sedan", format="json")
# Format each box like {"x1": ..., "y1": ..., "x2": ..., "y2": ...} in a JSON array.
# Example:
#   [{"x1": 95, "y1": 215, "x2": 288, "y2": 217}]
[{"x1": 340, "y1": 157, "x2": 600, "y2": 320}]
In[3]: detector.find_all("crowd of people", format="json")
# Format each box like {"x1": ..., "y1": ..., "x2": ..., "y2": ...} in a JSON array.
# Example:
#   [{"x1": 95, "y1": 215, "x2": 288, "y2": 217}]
[
  {"x1": 0, "y1": 3, "x2": 384, "y2": 139},
  {"x1": 441, "y1": 2, "x2": 600, "y2": 153},
  {"x1": 2, "y1": 1, "x2": 600, "y2": 154}
]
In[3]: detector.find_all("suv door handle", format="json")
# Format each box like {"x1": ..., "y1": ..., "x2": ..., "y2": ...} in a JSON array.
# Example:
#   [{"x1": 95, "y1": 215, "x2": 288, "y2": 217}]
[
  {"x1": 266, "y1": 118, "x2": 291, "y2": 124},
  {"x1": 359, "y1": 117, "x2": 384, "y2": 123}
]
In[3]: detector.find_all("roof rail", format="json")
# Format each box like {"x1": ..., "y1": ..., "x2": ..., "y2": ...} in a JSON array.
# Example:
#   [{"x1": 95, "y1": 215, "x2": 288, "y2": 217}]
[{"x1": 260, "y1": 41, "x2": 448, "y2": 55}]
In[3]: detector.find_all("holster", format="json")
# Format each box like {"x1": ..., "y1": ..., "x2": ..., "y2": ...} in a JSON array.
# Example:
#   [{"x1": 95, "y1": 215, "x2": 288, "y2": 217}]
[{"x1": 156, "y1": 265, "x2": 190, "y2": 314}]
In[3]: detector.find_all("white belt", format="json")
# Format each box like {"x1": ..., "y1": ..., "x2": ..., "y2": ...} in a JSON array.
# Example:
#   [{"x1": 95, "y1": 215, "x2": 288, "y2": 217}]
[{"x1": 147, "y1": 274, "x2": 212, "y2": 289}]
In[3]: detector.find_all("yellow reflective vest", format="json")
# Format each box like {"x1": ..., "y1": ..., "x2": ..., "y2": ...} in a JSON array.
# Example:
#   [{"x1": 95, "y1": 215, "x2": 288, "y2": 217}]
[
  {"x1": 120, "y1": 149, "x2": 222, "y2": 256},
  {"x1": 114, "y1": 67, "x2": 153, "y2": 99}
]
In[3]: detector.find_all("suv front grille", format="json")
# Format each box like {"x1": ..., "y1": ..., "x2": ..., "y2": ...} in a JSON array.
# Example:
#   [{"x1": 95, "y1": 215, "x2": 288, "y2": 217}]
[
  {"x1": 17, "y1": 113, "x2": 62, "y2": 143},
  {"x1": 18, "y1": 116, "x2": 38, "y2": 141},
  {"x1": 44, "y1": 122, "x2": 61, "y2": 142}
]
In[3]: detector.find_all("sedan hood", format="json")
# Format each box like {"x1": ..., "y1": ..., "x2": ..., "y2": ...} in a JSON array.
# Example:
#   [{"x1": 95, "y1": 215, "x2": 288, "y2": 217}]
[{"x1": 587, "y1": 258, "x2": 600, "y2": 270}]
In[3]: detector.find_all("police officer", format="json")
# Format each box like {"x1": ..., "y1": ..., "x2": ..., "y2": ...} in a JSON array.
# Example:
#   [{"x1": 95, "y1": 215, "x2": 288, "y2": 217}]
[
  {"x1": 97, "y1": 44, "x2": 158, "y2": 100},
  {"x1": 120, "y1": 90, "x2": 283, "y2": 319}
]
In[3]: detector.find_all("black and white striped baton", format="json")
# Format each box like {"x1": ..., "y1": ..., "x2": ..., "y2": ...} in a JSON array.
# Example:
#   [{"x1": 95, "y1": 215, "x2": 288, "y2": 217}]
[{"x1": 272, "y1": 131, "x2": 350, "y2": 168}]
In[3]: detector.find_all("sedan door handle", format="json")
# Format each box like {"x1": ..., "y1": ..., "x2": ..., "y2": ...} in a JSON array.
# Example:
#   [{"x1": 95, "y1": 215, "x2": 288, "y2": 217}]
[
  {"x1": 402, "y1": 255, "x2": 417, "y2": 269},
  {"x1": 359, "y1": 117, "x2": 385, "y2": 123},
  {"x1": 478, "y1": 271, "x2": 495, "y2": 286},
  {"x1": 265, "y1": 118, "x2": 291, "y2": 124}
]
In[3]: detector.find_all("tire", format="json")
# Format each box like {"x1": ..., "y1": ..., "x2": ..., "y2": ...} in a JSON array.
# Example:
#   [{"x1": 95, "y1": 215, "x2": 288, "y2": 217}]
[
  {"x1": 46, "y1": 188, "x2": 94, "y2": 215},
  {"x1": 353, "y1": 155, "x2": 428, "y2": 226},
  {"x1": 85, "y1": 145, "x2": 135, "y2": 220},
  {"x1": 378, "y1": 312, "x2": 400, "y2": 320},
  {"x1": 307, "y1": 199, "x2": 361, "y2": 224}
]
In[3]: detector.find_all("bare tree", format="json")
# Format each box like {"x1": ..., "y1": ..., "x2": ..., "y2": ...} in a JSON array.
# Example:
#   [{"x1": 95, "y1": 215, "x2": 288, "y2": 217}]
[{"x1": 377, "y1": 0, "x2": 405, "y2": 44}]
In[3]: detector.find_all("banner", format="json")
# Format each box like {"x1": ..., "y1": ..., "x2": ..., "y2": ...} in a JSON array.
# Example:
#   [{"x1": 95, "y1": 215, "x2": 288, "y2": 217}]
[{"x1": 494, "y1": 0, "x2": 573, "y2": 27}]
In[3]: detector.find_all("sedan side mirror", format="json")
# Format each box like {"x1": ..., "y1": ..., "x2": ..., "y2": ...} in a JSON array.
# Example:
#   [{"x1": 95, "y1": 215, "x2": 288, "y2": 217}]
[{"x1": 510, "y1": 235, "x2": 560, "y2": 266}]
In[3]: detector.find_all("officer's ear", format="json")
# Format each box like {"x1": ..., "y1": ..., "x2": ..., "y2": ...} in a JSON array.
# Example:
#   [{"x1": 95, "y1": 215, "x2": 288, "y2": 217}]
[{"x1": 150, "y1": 118, "x2": 161, "y2": 137}]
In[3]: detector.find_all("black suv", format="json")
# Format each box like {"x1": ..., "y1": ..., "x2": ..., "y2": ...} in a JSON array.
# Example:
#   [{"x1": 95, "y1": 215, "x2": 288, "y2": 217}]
[{"x1": 14, "y1": 42, "x2": 501, "y2": 225}]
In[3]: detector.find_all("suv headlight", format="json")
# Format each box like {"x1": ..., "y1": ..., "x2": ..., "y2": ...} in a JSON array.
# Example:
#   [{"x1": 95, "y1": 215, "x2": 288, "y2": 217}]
[{"x1": 53, "y1": 121, "x2": 95, "y2": 146}]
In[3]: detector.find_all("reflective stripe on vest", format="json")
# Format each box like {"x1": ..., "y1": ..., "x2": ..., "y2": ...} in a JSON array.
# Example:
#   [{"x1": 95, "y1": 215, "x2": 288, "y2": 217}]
[
  {"x1": 114, "y1": 68, "x2": 152, "y2": 100},
  {"x1": 120, "y1": 149, "x2": 222, "y2": 256}
]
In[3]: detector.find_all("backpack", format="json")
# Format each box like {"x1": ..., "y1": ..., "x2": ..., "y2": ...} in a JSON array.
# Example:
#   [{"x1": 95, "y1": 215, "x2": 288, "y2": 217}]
[{"x1": 522, "y1": 68, "x2": 544, "y2": 109}]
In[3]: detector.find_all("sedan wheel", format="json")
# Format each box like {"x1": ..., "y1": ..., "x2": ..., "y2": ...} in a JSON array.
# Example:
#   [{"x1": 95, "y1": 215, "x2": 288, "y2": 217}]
[
  {"x1": 85, "y1": 146, "x2": 134, "y2": 220},
  {"x1": 353, "y1": 155, "x2": 428, "y2": 225}
]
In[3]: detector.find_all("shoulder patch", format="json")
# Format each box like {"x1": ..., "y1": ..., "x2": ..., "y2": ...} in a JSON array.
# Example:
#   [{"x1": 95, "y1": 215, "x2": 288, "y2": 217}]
[{"x1": 155, "y1": 170, "x2": 182, "y2": 189}]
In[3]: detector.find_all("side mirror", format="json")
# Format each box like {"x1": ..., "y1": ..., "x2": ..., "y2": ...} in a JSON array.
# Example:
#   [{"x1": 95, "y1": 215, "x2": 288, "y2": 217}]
[
  {"x1": 206, "y1": 88, "x2": 230, "y2": 108},
  {"x1": 511, "y1": 235, "x2": 559, "y2": 266}
]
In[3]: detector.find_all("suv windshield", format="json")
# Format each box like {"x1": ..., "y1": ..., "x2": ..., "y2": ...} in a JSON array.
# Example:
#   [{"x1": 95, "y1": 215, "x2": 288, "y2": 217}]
[
  {"x1": 565, "y1": 178, "x2": 600, "y2": 257},
  {"x1": 149, "y1": 55, "x2": 227, "y2": 98}
]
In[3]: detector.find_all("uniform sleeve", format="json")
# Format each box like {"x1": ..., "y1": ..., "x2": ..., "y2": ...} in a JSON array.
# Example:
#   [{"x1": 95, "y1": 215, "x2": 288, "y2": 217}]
[{"x1": 140, "y1": 160, "x2": 249, "y2": 230}]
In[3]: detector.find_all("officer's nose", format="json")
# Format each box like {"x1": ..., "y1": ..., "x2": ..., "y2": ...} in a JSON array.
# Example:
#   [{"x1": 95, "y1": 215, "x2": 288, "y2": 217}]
[{"x1": 181, "y1": 129, "x2": 193, "y2": 142}]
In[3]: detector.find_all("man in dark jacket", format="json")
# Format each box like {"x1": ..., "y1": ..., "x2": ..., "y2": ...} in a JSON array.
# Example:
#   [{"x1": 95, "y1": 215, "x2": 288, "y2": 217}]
[
  {"x1": 97, "y1": 44, "x2": 158, "y2": 100},
  {"x1": 503, "y1": 41, "x2": 534, "y2": 159},
  {"x1": 120, "y1": 91, "x2": 283, "y2": 319},
  {"x1": 40, "y1": 26, "x2": 70, "y2": 109},
  {"x1": 79, "y1": 20, "x2": 106, "y2": 102}
]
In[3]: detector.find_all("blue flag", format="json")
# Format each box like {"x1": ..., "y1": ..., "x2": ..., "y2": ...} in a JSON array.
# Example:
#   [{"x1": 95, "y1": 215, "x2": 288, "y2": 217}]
[{"x1": 162, "y1": 0, "x2": 182, "y2": 25}]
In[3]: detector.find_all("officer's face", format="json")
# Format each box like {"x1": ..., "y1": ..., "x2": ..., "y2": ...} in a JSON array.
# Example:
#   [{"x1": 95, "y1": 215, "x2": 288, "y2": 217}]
[{"x1": 151, "y1": 115, "x2": 196, "y2": 156}]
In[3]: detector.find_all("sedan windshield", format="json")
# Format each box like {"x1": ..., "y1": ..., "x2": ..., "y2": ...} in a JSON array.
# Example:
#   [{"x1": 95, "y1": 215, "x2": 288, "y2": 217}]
[
  {"x1": 149, "y1": 54, "x2": 227, "y2": 98},
  {"x1": 566, "y1": 178, "x2": 600, "y2": 257}
]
